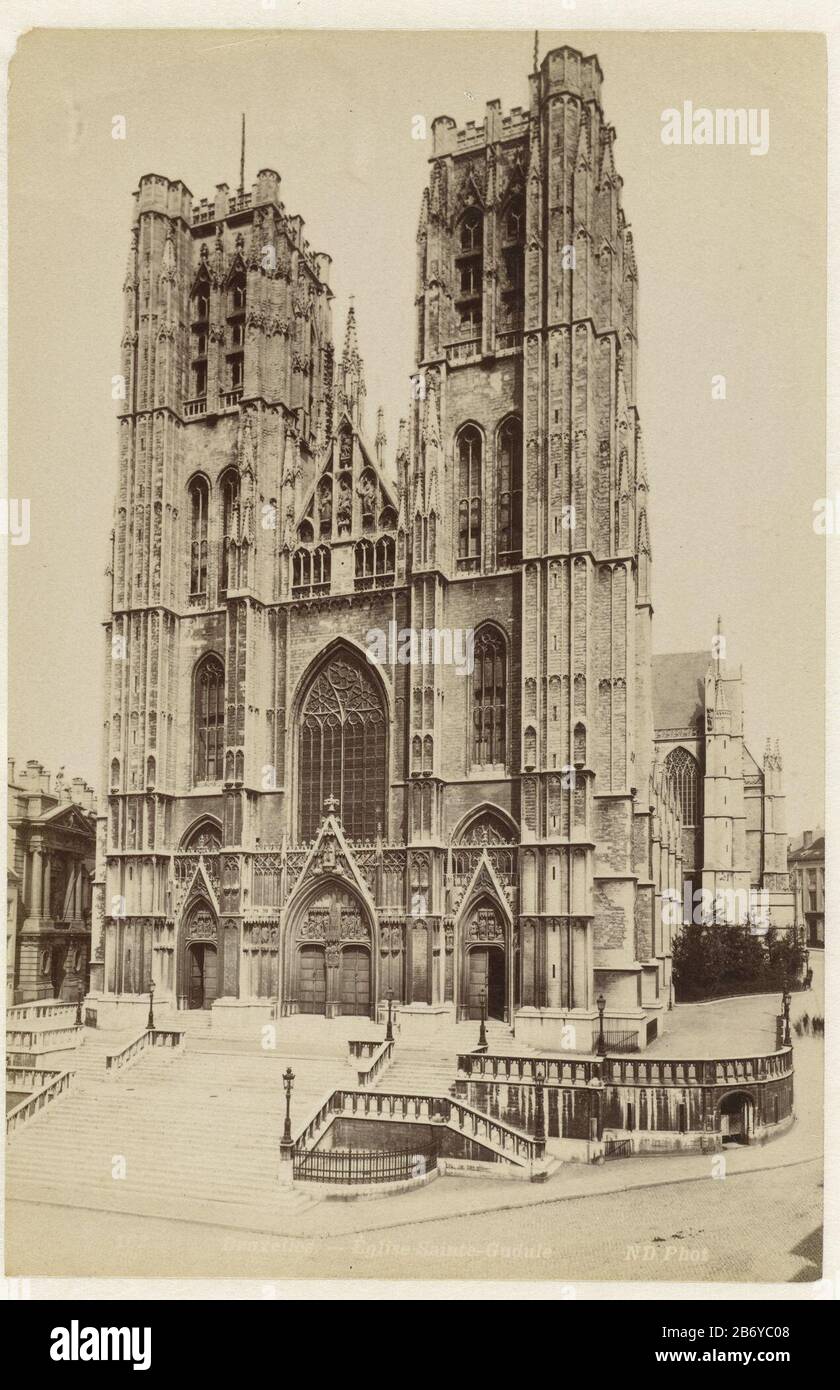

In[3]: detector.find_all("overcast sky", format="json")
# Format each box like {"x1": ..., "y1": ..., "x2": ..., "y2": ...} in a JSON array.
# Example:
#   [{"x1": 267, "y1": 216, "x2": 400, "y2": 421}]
[{"x1": 7, "y1": 28, "x2": 825, "y2": 832}]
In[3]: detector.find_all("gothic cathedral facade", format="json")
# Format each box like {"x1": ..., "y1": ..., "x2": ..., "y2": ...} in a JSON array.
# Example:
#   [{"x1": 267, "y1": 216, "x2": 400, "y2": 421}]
[{"x1": 90, "y1": 45, "x2": 683, "y2": 1050}]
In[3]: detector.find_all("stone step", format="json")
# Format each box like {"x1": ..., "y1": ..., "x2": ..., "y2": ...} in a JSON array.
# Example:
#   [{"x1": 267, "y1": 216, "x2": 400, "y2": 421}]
[
  {"x1": 6, "y1": 1167, "x2": 309, "y2": 1213},
  {"x1": 7, "y1": 1177, "x2": 315, "y2": 1224},
  {"x1": 7, "y1": 1162, "x2": 282, "y2": 1192}
]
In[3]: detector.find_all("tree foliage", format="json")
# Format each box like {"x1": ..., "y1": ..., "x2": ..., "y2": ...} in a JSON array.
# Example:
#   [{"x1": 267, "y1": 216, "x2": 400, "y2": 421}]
[{"x1": 672, "y1": 923, "x2": 805, "y2": 1002}]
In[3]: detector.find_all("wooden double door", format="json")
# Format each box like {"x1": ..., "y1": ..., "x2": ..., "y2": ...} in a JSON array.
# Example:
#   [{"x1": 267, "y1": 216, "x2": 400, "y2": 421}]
[
  {"x1": 466, "y1": 945, "x2": 506, "y2": 1020},
  {"x1": 298, "y1": 944, "x2": 371, "y2": 1016},
  {"x1": 186, "y1": 942, "x2": 218, "y2": 1010}
]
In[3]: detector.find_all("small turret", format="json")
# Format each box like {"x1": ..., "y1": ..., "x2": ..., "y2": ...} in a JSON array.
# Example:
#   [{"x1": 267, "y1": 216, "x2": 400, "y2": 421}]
[
  {"x1": 337, "y1": 300, "x2": 366, "y2": 431},
  {"x1": 375, "y1": 407, "x2": 387, "y2": 467}
]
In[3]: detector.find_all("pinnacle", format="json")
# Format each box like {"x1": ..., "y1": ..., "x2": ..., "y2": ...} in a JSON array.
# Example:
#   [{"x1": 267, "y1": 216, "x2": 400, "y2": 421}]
[{"x1": 342, "y1": 298, "x2": 360, "y2": 364}]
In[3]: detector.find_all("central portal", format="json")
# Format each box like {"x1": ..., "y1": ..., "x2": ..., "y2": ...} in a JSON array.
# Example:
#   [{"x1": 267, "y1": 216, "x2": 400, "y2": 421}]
[{"x1": 287, "y1": 882, "x2": 374, "y2": 1018}]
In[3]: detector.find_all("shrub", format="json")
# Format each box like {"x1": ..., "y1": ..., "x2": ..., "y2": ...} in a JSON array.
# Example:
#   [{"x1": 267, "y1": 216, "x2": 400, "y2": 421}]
[{"x1": 672, "y1": 922, "x2": 806, "y2": 1003}]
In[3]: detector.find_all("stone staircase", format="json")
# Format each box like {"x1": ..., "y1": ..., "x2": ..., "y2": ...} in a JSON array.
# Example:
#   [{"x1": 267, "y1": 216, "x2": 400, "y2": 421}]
[
  {"x1": 7, "y1": 1014, "x2": 558, "y2": 1223},
  {"x1": 376, "y1": 1020, "x2": 535, "y2": 1096},
  {"x1": 7, "y1": 1016, "x2": 83, "y2": 1068},
  {"x1": 6, "y1": 1038, "x2": 361, "y2": 1226}
]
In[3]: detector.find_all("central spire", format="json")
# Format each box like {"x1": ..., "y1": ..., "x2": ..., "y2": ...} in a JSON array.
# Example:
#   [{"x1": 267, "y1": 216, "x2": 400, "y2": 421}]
[{"x1": 338, "y1": 298, "x2": 366, "y2": 431}]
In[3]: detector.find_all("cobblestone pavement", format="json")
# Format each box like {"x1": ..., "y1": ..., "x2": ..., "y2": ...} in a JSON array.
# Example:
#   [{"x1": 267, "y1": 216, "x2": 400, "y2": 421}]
[{"x1": 7, "y1": 1158, "x2": 822, "y2": 1284}]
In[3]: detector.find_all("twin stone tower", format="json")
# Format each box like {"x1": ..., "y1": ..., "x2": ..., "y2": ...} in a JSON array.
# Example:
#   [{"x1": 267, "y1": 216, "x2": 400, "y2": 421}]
[{"x1": 89, "y1": 45, "x2": 685, "y2": 1049}]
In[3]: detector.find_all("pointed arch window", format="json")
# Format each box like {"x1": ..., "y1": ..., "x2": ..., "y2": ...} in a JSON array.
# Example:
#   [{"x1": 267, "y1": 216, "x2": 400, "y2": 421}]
[
  {"x1": 220, "y1": 470, "x2": 240, "y2": 594},
  {"x1": 191, "y1": 284, "x2": 210, "y2": 399},
  {"x1": 460, "y1": 207, "x2": 483, "y2": 253},
  {"x1": 456, "y1": 208, "x2": 483, "y2": 338},
  {"x1": 354, "y1": 536, "x2": 393, "y2": 592},
  {"x1": 188, "y1": 475, "x2": 209, "y2": 597},
  {"x1": 500, "y1": 196, "x2": 525, "y2": 330},
  {"x1": 298, "y1": 652, "x2": 387, "y2": 843},
  {"x1": 292, "y1": 548, "x2": 311, "y2": 597},
  {"x1": 226, "y1": 269, "x2": 246, "y2": 394},
  {"x1": 456, "y1": 810, "x2": 516, "y2": 845},
  {"x1": 293, "y1": 546, "x2": 331, "y2": 598},
  {"x1": 497, "y1": 417, "x2": 522, "y2": 560},
  {"x1": 354, "y1": 539, "x2": 374, "y2": 588},
  {"x1": 194, "y1": 655, "x2": 225, "y2": 784},
  {"x1": 457, "y1": 425, "x2": 482, "y2": 569},
  {"x1": 665, "y1": 746, "x2": 700, "y2": 828},
  {"x1": 182, "y1": 818, "x2": 222, "y2": 853},
  {"x1": 472, "y1": 625, "x2": 507, "y2": 766},
  {"x1": 504, "y1": 199, "x2": 524, "y2": 245},
  {"x1": 313, "y1": 546, "x2": 331, "y2": 591},
  {"x1": 375, "y1": 536, "x2": 395, "y2": 584}
]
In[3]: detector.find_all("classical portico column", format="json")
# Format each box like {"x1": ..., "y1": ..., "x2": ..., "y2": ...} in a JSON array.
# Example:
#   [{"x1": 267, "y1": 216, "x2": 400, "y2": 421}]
[
  {"x1": 31, "y1": 847, "x2": 43, "y2": 914},
  {"x1": 43, "y1": 854, "x2": 52, "y2": 919}
]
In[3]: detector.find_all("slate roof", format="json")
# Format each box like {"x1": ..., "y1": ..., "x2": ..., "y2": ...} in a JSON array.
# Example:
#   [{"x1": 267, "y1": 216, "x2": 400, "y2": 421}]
[
  {"x1": 652, "y1": 651, "x2": 709, "y2": 731},
  {"x1": 788, "y1": 836, "x2": 825, "y2": 864}
]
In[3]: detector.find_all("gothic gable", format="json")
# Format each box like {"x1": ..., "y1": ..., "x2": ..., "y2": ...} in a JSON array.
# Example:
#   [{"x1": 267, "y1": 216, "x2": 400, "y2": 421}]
[
  {"x1": 286, "y1": 812, "x2": 378, "y2": 923},
  {"x1": 294, "y1": 413, "x2": 398, "y2": 546},
  {"x1": 454, "y1": 849, "x2": 514, "y2": 927},
  {"x1": 180, "y1": 859, "x2": 221, "y2": 919}
]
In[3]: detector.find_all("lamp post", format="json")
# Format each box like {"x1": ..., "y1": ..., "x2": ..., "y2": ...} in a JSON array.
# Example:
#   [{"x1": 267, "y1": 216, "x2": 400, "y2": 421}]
[
  {"x1": 587, "y1": 1075, "x2": 604, "y2": 1152},
  {"x1": 534, "y1": 1063, "x2": 546, "y2": 1144},
  {"x1": 385, "y1": 988, "x2": 394, "y2": 1044},
  {"x1": 281, "y1": 1066, "x2": 295, "y2": 1155},
  {"x1": 146, "y1": 978, "x2": 156, "y2": 1032},
  {"x1": 478, "y1": 985, "x2": 488, "y2": 1052},
  {"x1": 75, "y1": 981, "x2": 84, "y2": 1027},
  {"x1": 782, "y1": 990, "x2": 792, "y2": 1047},
  {"x1": 596, "y1": 992, "x2": 607, "y2": 1056}
]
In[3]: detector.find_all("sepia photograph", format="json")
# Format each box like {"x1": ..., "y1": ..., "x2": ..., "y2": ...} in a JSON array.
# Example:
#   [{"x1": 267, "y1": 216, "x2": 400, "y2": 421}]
[{"x1": 1, "y1": 8, "x2": 833, "y2": 1317}]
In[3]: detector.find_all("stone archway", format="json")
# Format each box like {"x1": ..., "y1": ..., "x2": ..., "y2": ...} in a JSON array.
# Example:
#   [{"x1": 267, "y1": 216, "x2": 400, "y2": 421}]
[
  {"x1": 185, "y1": 940, "x2": 218, "y2": 1010},
  {"x1": 284, "y1": 882, "x2": 375, "y2": 1019},
  {"x1": 178, "y1": 900, "x2": 220, "y2": 1011},
  {"x1": 719, "y1": 1090, "x2": 755, "y2": 1145},
  {"x1": 460, "y1": 899, "x2": 509, "y2": 1021}
]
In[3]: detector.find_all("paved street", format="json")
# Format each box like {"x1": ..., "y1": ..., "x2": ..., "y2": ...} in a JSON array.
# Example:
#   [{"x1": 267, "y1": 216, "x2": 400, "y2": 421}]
[
  {"x1": 648, "y1": 954, "x2": 824, "y2": 1058},
  {"x1": 6, "y1": 1158, "x2": 822, "y2": 1284}
]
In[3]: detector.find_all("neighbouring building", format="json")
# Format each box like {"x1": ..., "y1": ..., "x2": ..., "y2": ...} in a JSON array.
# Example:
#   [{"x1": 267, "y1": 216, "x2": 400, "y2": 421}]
[
  {"x1": 6, "y1": 758, "x2": 97, "y2": 1004},
  {"x1": 652, "y1": 650, "x2": 794, "y2": 932},
  {"x1": 788, "y1": 831, "x2": 825, "y2": 947},
  {"x1": 91, "y1": 43, "x2": 690, "y2": 1050}
]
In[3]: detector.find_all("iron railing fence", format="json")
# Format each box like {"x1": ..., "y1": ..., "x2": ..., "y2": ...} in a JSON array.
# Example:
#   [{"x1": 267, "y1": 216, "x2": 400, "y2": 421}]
[{"x1": 293, "y1": 1144, "x2": 438, "y2": 1185}]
